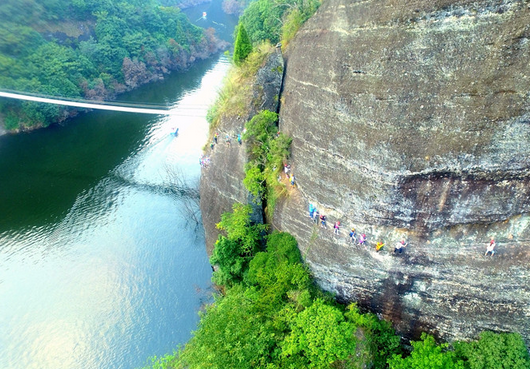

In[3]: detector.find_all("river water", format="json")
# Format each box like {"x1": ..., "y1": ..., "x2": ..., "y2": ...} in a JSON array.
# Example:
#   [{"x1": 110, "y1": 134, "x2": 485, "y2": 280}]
[{"x1": 0, "y1": 2, "x2": 236, "y2": 368}]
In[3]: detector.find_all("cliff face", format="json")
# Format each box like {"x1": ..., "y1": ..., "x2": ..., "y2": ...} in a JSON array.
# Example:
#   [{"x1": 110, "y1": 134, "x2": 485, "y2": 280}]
[
  {"x1": 200, "y1": 51, "x2": 284, "y2": 254},
  {"x1": 273, "y1": 0, "x2": 530, "y2": 343},
  {"x1": 201, "y1": 0, "x2": 530, "y2": 344}
]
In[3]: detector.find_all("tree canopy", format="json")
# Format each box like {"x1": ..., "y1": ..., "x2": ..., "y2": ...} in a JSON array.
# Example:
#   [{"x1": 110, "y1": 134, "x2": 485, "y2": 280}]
[
  {"x1": 0, "y1": 0, "x2": 216, "y2": 130},
  {"x1": 239, "y1": 0, "x2": 321, "y2": 45}
]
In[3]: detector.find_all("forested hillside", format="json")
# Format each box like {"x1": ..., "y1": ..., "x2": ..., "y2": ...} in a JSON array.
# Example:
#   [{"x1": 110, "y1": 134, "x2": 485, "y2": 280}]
[{"x1": 0, "y1": 0, "x2": 225, "y2": 131}]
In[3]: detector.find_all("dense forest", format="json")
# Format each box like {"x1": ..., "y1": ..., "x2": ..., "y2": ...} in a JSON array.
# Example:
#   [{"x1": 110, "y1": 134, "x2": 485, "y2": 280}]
[{"x1": 0, "y1": 0, "x2": 225, "y2": 130}]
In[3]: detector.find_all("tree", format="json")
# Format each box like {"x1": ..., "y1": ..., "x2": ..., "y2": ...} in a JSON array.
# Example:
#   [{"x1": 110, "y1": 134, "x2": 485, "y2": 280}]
[
  {"x1": 243, "y1": 110, "x2": 278, "y2": 164},
  {"x1": 388, "y1": 334, "x2": 465, "y2": 369},
  {"x1": 454, "y1": 331, "x2": 530, "y2": 369},
  {"x1": 243, "y1": 162, "x2": 266, "y2": 198},
  {"x1": 233, "y1": 23, "x2": 252, "y2": 65},
  {"x1": 210, "y1": 203, "x2": 268, "y2": 286},
  {"x1": 345, "y1": 303, "x2": 402, "y2": 368},
  {"x1": 282, "y1": 298, "x2": 357, "y2": 368}
]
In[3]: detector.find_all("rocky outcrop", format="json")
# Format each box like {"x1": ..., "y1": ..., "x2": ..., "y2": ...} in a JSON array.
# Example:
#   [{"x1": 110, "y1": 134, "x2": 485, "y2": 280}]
[
  {"x1": 200, "y1": 50, "x2": 284, "y2": 254},
  {"x1": 273, "y1": 0, "x2": 530, "y2": 344}
]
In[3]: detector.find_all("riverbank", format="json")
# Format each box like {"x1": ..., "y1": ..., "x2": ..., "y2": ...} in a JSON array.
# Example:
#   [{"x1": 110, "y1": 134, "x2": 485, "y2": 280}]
[{"x1": 0, "y1": 0, "x2": 230, "y2": 133}]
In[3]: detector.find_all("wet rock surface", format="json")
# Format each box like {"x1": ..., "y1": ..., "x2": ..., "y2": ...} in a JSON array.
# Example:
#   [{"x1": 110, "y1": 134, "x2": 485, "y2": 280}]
[{"x1": 274, "y1": 0, "x2": 530, "y2": 344}]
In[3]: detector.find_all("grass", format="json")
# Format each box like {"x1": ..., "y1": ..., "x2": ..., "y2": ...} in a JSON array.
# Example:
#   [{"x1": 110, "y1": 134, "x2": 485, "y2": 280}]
[
  {"x1": 264, "y1": 172, "x2": 288, "y2": 220},
  {"x1": 206, "y1": 41, "x2": 274, "y2": 138}
]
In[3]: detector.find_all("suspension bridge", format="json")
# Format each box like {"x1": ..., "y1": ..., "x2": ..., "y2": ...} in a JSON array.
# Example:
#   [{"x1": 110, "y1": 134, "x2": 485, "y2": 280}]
[{"x1": 0, "y1": 90, "x2": 209, "y2": 116}]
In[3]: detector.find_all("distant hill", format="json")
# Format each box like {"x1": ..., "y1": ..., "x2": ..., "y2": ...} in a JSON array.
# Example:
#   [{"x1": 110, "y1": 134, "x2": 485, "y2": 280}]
[{"x1": 0, "y1": 0, "x2": 226, "y2": 131}]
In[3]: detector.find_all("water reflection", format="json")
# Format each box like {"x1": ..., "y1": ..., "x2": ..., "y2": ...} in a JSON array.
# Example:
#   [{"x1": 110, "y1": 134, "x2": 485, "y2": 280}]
[{"x1": 0, "y1": 55, "x2": 230, "y2": 369}]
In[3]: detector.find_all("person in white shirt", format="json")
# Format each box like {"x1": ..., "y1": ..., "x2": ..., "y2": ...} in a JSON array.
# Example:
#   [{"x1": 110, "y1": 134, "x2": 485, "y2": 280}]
[{"x1": 485, "y1": 238, "x2": 496, "y2": 256}]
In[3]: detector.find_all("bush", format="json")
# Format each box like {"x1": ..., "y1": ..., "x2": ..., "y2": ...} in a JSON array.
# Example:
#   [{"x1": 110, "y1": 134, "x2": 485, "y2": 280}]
[
  {"x1": 454, "y1": 331, "x2": 530, "y2": 369},
  {"x1": 282, "y1": 298, "x2": 357, "y2": 368},
  {"x1": 243, "y1": 110, "x2": 278, "y2": 163},
  {"x1": 210, "y1": 203, "x2": 267, "y2": 286},
  {"x1": 206, "y1": 42, "x2": 273, "y2": 134},
  {"x1": 243, "y1": 162, "x2": 266, "y2": 199},
  {"x1": 346, "y1": 304, "x2": 402, "y2": 368},
  {"x1": 388, "y1": 333, "x2": 464, "y2": 369}
]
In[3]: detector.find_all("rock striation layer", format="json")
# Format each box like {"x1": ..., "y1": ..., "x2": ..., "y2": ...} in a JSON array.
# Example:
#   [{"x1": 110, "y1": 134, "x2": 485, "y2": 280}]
[{"x1": 273, "y1": 0, "x2": 530, "y2": 344}]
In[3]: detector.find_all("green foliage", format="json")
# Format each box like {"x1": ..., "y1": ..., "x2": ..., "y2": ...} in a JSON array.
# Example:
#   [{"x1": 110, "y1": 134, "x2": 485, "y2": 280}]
[
  {"x1": 263, "y1": 132, "x2": 292, "y2": 216},
  {"x1": 178, "y1": 284, "x2": 279, "y2": 368},
  {"x1": 282, "y1": 299, "x2": 357, "y2": 368},
  {"x1": 210, "y1": 237, "x2": 248, "y2": 286},
  {"x1": 178, "y1": 233, "x2": 316, "y2": 369},
  {"x1": 246, "y1": 233, "x2": 312, "y2": 314},
  {"x1": 206, "y1": 42, "x2": 273, "y2": 132},
  {"x1": 239, "y1": 0, "x2": 321, "y2": 44},
  {"x1": 0, "y1": 0, "x2": 212, "y2": 130},
  {"x1": 243, "y1": 162, "x2": 266, "y2": 199},
  {"x1": 242, "y1": 110, "x2": 291, "y2": 217},
  {"x1": 233, "y1": 24, "x2": 253, "y2": 65},
  {"x1": 243, "y1": 110, "x2": 279, "y2": 164},
  {"x1": 281, "y1": 8, "x2": 304, "y2": 45},
  {"x1": 169, "y1": 231, "x2": 359, "y2": 369},
  {"x1": 454, "y1": 331, "x2": 530, "y2": 369},
  {"x1": 388, "y1": 333, "x2": 465, "y2": 369},
  {"x1": 210, "y1": 203, "x2": 267, "y2": 286},
  {"x1": 346, "y1": 304, "x2": 402, "y2": 368}
]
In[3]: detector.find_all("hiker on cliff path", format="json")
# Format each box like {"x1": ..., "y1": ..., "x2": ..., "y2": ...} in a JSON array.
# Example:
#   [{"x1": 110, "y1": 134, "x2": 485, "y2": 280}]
[
  {"x1": 320, "y1": 214, "x2": 326, "y2": 228},
  {"x1": 394, "y1": 240, "x2": 408, "y2": 254},
  {"x1": 334, "y1": 221, "x2": 340, "y2": 235},
  {"x1": 309, "y1": 203, "x2": 315, "y2": 218},
  {"x1": 314, "y1": 211, "x2": 320, "y2": 224},
  {"x1": 485, "y1": 238, "x2": 496, "y2": 256},
  {"x1": 349, "y1": 228, "x2": 357, "y2": 243},
  {"x1": 358, "y1": 233, "x2": 367, "y2": 246}
]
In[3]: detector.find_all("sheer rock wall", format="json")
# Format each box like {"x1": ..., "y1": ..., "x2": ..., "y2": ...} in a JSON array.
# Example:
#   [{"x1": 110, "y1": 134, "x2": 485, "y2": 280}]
[{"x1": 273, "y1": 0, "x2": 530, "y2": 343}]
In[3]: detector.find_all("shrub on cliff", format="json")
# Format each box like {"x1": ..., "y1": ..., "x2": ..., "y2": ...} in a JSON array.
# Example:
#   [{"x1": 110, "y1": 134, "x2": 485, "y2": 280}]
[
  {"x1": 388, "y1": 333, "x2": 465, "y2": 369},
  {"x1": 454, "y1": 331, "x2": 530, "y2": 369},
  {"x1": 233, "y1": 24, "x2": 253, "y2": 65},
  {"x1": 243, "y1": 110, "x2": 278, "y2": 164},
  {"x1": 206, "y1": 42, "x2": 272, "y2": 132},
  {"x1": 346, "y1": 304, "x2": 402, "y2": 368},
  {"x1": 210, "y1": 203, "x2": 267, "y2": 286},
  {"x1": 242, "y1": 110, "x2": 291, "y2": 217}
]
